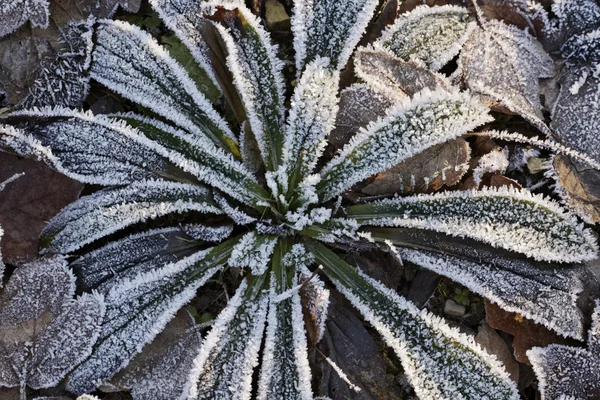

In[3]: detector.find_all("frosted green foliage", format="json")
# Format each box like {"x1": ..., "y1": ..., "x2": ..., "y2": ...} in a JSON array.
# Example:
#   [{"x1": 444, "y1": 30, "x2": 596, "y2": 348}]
[
  {"x1": 377, "y1": 5, "x2": 476, "y2": 71},
  {"x1": 71, "y1": 227, "x2": 202, "y2": 292},
  {"x1": 0, "y1": 257, "x2": 104, "y2": 392},
  {"x1": 459, "y1": 19, "x2": 554, "y2": 136},
  {"x1": 312, "y1": 244, "x2": 519, "y2": 400},
  {"x1": 317, "y1": 89, "x2": 492, "y2": 202},
  {"x1": 40, "y1": 179, "x2": 221, "y2": 254},
  {"x1": 257, "y1": 242, "x2": 312, "y2": 400},
  {"x1": 349, "y1": 187, "x2": 598, "y2": 263},
  {"x1": 110, "y1": 309, "x2": 202, "y2": 400},
  {"x1": 91, "y1": 19, "x2": 238, "y2": 154},
  {"x1": 18, "y1": 18, "x2": 94, "y2": 109},
  {"x1": 229, "y1": 231, "x2": 278, "y2": 275},
  {"x1": 292, "y1": 0, "x2": 379, "y2": 73},
  {"x1": 280, "y1": 57, "x2": 339, "y2": 197},
  {"x1": 207, "y1": 6, "x2": 285, "y2": 171},
  {"x1": 0, "y1": 0, "x2": 49, "y2": 38},
  {"x1": 397, "y1": 248, "x2": 585, "y2": 339},
  {"x1": 188, "y1": 277, "x2": 269, "y2": 400},
  {"x1": 528, "y1": 300, "x2": 600, "y2": 400},
  {"x1": 67, "y1": 242, "x2": 233, "y2": 394}
]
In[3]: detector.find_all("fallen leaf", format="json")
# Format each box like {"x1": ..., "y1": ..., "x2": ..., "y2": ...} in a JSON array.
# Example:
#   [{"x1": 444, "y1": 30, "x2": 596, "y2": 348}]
[
  {"x1": 475, "y1": 322, "x2": 519, "y2": 383},
  {"x1": 485, "y1": 301, "x2": 578, "y2": 365},
  {"x1": 552, "y1": 155, "x2": 600, "y2": 224},
  {"x1": 0, "y1": 152, "x2": 83, "y2": 265},
  {"x1": 0, "y1": 0, "x2": 50, "y2": 38},
  {"x1": 361, "y1": 138, "x2": 470, "y2": 195}
]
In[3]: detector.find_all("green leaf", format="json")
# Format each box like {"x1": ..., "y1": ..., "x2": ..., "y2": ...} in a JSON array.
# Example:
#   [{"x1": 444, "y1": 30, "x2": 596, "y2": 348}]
[
  {"x1": 66, "y1": 239, "x2": 236, "y2": 394},
  {"x1": 311, "y1": 243, "x2": 519, "y2": 400},
  {"x1": 206, "y1": 6, "x2": 286, "y2": 172},
  {"x1": 316, "y1": 89, "x2": 491, "y2": 202},
  {"x1": 188, "y1": 274, "x2": 269, "y2": 400},
  {"x1": 40, "y1": 180, "x2": 222, "y2": 254},
  {"x1": 349, "y1": 187, "x2": 598, "y2": 263}
]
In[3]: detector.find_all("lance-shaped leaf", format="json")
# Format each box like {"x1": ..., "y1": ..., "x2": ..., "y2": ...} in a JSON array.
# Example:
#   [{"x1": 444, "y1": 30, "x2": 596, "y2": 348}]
[
  {"x1": 311, "y1": 243, "x2": 519, "y2": 400},
  {"x1": 149, "y1": 0, "x2": 221, "y2": 89},
  {"x1": 229, "y1": 230, "x2": 278, "y2": 275},
  {"x1": 91, "y1": 19, "x2": 239, "y2": 155},
  {"x1": 206, "y1": 6, "x2": 285, "y2": 172},
  {"x1": 376, "y1": 5, "x2": 476, "y2": 71},
  {"x1": 71, "y1": 227, "x2": 204, "y2": 292},
  {"x1": 292, "y1": 0, "x2": 379, "y2": 73},
  {"x1": 66, "y1": 240, "x2": 235, "y2": 394},
  {"x1": 257, "y1": 240, "x2": 313, "y2": 400},
  {"x1": 279, "y1": 57, "x2": 339, "y2": 199},
  {"x1": 367, "y1": 227, "x2": 591, "y2": 340},
  {"x1": 349, "y1": 187, "x2": 598, "y2": 263},
  {"x1": 110, "y1": 309, "x2": 202, "y2": 400},
  {"x1": 18, "y1": 18, "x2": 94, "y2": 109},
  {"x1": 458, "y1": 19, "x2": 554, "y2": 136},
  {"x1": 188, "y1": 276, "x2": 269, "y2": 400},
  {"x1": 317, "y1": 88, "x2": 492, "y2": 202},
  {"x1": 0, "y1": 257, "x2": 104, "y2": 390},
  {"x1": 528, "y1": 300, "x2": 600, "y2": 400},
  {"x1": 40, "y1": 179, "x2": 222, "y2": 254},
  {"x1": 0, "y1": 0, "x2": 49, "y2": 38}
]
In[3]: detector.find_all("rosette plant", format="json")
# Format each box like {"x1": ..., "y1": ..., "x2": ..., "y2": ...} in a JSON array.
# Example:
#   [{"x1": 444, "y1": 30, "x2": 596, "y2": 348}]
[{"x1": 0, "y1": 0, "x2": 598, "y2": 399}]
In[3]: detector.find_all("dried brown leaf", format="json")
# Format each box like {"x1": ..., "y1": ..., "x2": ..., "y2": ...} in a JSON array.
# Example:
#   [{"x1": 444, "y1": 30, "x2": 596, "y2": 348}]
[{"x1": 553, "y1": 155, "x2": 600, "y2": 224}]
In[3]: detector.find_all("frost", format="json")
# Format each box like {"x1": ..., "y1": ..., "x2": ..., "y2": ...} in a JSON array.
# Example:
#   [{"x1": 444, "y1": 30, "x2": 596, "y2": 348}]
[
  {"x1": 458, "y1": 19, "x2": 555, "y2": 136},
  {"x1": 207, "y1": 6, "x2": 285, "y2": 171},
  {"x1": 292, "y1": 0, "x2": 379, "y2": 73},
  {"x1": 0, "y1": 0, "x2": 49, "y2": 38},
  {"x1": 229, "y1": 231, "x2": 278, "y2": 275},
  {"x1": 472, "y1": 146, "x2": 509, "y2": 185},
  {"x1": 110, "y1": 309, "x2": 202, "y2": 400},
  {"x1": 317, "y1": 88, "x2": 492, "y2": 201},
  {"x1": 377, "y1": 5, "x2": 476, "y2": 71},
  {"x1": 313, "y1": 244, "x2": 519, "y2": 400},
  {"x1": 350, "y1": 187, "x2": 598, "y2": 263},
  {"x1": 183, "y1": 223, "x2": 233, "y2": 243},
  {"x1": 398, "y1": 247, "x2": 585, "y2": 339},
  {"x1": 298, "y1": 265, "x2": 329, "y2": 343},
  {"x1": 92, "y1": 19, "x2": 238, "y2": 153},
  {"x1": 188, "y1": 278, "x2": 269, "y2": 400},
  {"x1": 18, "y1": 18, "x2": 94, "y2": 109},
  {"x1": 40, "y1": 179, "x2": 222, "y2": 254},
  {"x1": 553, "y1": 0, "x2": 600, "y2": 38},
  {"x1": 257, "y1": 273, "x2": 312, "y2": 400},
  {"x1": 71, "y1": 227, "x2": 201, "y2": 292},
  {"x1": 0, "y1": 257, "x2": 104, "y2": 392},
  {"x1": 528, "y1": 300, "x2": 600, "y2": 399},
  {"x1": 66, "y1": 243, "x2": 233, "y2": 394}
]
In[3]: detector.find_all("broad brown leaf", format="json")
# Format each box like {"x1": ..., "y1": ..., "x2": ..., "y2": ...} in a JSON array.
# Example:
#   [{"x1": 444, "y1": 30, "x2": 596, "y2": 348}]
[{"x1": 553, "y1": 155, "x2": 600, "y2": 224}]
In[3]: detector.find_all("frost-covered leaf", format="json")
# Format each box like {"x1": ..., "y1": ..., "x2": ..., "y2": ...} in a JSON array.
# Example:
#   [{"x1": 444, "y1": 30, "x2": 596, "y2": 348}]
[
  {"x1": 71, "y1": 227, "x2": 203, "y2": 292},
  {"x1": 91, "y1": 19, "x2": 239, "y2": 155},
  {"x1": 377, "y1": 5, "x2": 476, "y2": 71},
  {"x1": 280, "y1": 57, "x2": 339, "y2": 199},
  {"x1": 229, "y1": 230, "x2": 278, "y2": 275},
  {"x1": 40, "y1": 179, "x2": 222, "y2": 254},
  {"x1": 361, "y1": 138, "x2": 470, "y2": 195},
  {"x1": 317, "y1": 88, "x2": 492, "y2": 202},
  {"x1": 350, "y1": 187, "x2": 598, "y2": 263},
  {"x1": 17, "y1": 18, "x2": 94, "y2": 109},
  {"x1": 459, "y1": 19, "x2": 554, "y2": 136},
  {"x1": 0, "y1": 0, "x2": 50, "y2": 38},
  {"x1": 206, "y1": 6, "x2": 285, "y2": 172},
  {"x1": 551, "y1": 73, "x2": 600, "y2": 164},
  {"x1": 66, "y1": 240, "x2": 234, "y2": 394},
  {"x1": 355, "y1": 46, "x2": 452, "y2": 99},
  {"x1": 188, "y1": 276, "x2": 269, "y2": 400},
  {"x1": 292, "y1": 0, "x2": 379, "y2": 72},
  {"x1": 111, "y1": 309, "x2": 202, "y2": 400},
  {"x1": 0, "y1": 257, "x2": 104, "y2": 391},
  {"x1": 329, "y1": 83, "x2": 394, "y2": 150},
  {"x1": 298, "y1": 264, "x2": 329, "y2": 346},
  {"x1": 472, "y1": 146, "x2": 509, "y2": 186},
  {"x1": 551, "y1": 155, "x2": 600, "y2": 224},
  {"x1": 528, "y1": 300, "x2": 600, "y2": 400},
  {"x1": 312, "y1": 243, "x2": 519, "y2": 400},
  {"x1": 553, "y1": 0, "x2": 600, "y2": 39}
]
